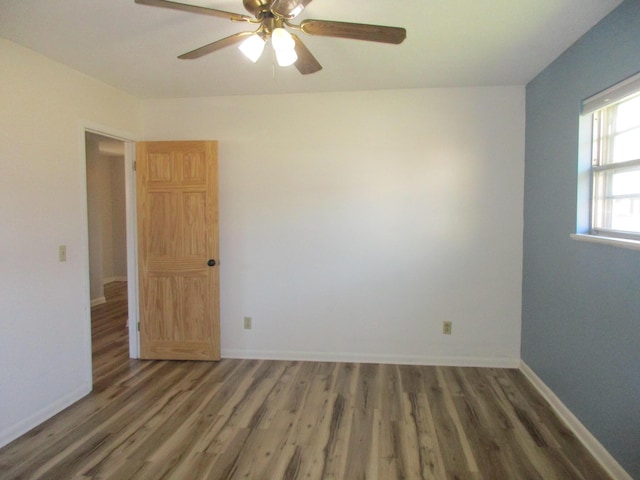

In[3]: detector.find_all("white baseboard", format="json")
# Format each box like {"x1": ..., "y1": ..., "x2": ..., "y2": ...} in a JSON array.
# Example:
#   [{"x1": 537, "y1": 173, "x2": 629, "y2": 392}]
[
  {"x1": 103, "y1": 276, "x2": 127, "y2": 284},
  {"x1": 519, "y1": 361, "x2": 632, "y2": 480},
  {"x1": 221, "y1": 349, "x2": 520, "y2": 368},
  {"x1": 0, "y1": 383, "x2": 91, "y2": 449},
  {"x1": 90, "y1": 296, "x2": 106, "y2": 307}
]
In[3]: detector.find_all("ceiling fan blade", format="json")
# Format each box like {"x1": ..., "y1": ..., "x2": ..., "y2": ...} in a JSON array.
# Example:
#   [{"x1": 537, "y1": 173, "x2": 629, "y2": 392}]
[
  {"x1": 271, "y1": 0, "x2": 313, "y2": 19},
  {"x1": 135, "y1": 0, "x2": 253, "y2": 22},
  {"x1": 291, "y1": 34, "x2": 322, "y2": 75},
  {"x1": 300, "y1": 19, "x2": 406, "y2": 44},
  {"x1": 178, "y1": 31, "x2": 254, "y2": 59}
]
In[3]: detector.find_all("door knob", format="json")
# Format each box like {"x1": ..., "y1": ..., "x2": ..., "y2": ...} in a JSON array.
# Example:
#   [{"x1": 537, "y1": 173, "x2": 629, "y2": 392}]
[{"x1": 207, "y1": 259, "x2": 216, "y2": 267}]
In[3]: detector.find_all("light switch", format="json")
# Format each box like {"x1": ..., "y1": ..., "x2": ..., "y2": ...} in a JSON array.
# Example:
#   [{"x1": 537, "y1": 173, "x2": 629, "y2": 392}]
[{"x1": 59, "y1": 245, "x2": 67, "y2": 262}]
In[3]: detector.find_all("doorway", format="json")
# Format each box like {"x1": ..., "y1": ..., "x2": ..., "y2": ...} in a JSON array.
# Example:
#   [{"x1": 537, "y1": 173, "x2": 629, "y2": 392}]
[
  {"x1": 85, "y1": 132, "x2": 127, "y2": 305},
  {"x1": 84, "y1": 129, "x2": 139, "y2": 384}
]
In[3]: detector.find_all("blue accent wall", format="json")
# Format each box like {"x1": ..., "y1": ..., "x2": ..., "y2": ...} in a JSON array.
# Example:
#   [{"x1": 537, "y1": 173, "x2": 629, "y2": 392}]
[{"x1": 523, "y1": 1, "x2": 640, "y2": 477}]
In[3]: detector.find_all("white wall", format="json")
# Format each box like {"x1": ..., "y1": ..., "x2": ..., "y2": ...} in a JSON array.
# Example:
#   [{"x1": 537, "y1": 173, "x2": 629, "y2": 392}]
[
  {"x1": 0, "y1": 39, "x2": 141, "y2": 447},
  {"x1": 142, "y1": 87, "x2": 525, "y2": 366},
  {"x1": 109, "y1": 155, "x2": 128, "y2": 281},
  {"x1": 85, "y1": 134, "x2": 106, "y2": 302}
]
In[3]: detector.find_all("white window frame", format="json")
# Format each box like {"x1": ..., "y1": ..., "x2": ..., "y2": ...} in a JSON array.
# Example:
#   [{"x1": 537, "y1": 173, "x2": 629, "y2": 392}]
[{"x1": 574, "y1": 72, "x2": 640, "y2": 250}]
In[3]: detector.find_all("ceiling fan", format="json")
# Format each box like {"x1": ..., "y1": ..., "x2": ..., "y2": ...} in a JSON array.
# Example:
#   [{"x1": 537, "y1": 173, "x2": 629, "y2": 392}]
[{"x1": 134, "y1": 0, "x2": 407, "y2": 74}]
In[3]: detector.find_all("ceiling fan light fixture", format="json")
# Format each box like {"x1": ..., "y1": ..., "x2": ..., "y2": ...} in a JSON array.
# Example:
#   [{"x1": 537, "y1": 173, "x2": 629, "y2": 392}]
[
  {"x1": 271, "y1": 27, "x2": 294, "y2": 50},
  {"x1": 275, "y1": 48, "x2": 298, "y2": 67},
  {"x1": 238, "y1": 33, "x2": 266, "y2": 63},
  {"x1": 271, "y1": 27, "x2": 297, "y2": 67}
]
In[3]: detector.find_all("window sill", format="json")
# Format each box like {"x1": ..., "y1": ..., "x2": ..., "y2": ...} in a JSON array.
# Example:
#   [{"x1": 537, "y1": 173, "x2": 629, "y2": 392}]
[{"x1": 570, "y1": 233, "x2": 640, "y2": 251}]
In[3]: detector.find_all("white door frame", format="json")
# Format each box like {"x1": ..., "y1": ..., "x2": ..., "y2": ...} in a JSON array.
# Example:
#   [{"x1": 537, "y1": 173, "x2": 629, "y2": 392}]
[
  {"x1": 81, "y1": 123, "x2": 139, "y2": 387},
  {"x1": 123, "y1": 140, "x2": 140, "y2": 358}
]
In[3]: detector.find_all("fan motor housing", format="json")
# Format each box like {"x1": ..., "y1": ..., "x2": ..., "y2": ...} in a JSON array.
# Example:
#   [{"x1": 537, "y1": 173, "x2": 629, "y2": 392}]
[{"x1": 243, "y1": 0, "x2": 273, "y2": 16}]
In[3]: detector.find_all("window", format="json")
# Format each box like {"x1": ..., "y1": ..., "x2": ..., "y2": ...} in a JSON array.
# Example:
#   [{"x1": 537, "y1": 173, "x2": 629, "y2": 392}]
[{"x1": 581, "y1": 72, "x2": 640, "y2": 242}]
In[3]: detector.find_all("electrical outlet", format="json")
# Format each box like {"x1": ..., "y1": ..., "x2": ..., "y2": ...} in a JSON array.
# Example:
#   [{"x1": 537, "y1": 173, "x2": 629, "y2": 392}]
[
  {"x1": 442, "y1": 321, "x2": 452, "y2": 335},
  {"x1": 243, "y1": 316, "x2": 252, "y2": 330},
  {"x1": 58, "y1": 245, "x2": 67, "y2": 262}
]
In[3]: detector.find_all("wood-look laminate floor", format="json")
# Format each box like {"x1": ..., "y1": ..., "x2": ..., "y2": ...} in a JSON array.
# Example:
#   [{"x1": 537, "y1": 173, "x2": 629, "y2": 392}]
[{"x1": 0, "y1": 282, "x2": 613, "y2": 480}]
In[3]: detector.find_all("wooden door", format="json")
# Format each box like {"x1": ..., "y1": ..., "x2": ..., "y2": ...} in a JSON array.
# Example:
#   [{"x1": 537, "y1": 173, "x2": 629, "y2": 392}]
[{"x1": 136, "y1": 141, "x2": 220, "y2": 360}]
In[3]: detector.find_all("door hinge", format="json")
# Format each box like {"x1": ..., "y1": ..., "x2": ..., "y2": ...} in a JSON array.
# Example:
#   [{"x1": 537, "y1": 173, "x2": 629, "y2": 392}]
[
  {"x1": 133, "y1": 160, "x2": 137, "y2": 171},
  {"x1": 137, "y1": 322, "x2": 140, "y2": 332}
]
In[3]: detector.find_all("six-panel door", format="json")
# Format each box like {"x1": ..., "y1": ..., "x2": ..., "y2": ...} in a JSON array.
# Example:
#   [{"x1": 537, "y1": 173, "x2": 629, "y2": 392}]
[{"x1": 136, "y1": 141, "x2": 220, "y2": 360}]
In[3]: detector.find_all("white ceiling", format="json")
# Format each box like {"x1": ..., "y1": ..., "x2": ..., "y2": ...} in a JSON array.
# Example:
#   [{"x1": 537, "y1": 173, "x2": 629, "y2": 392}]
[{"x1": 0, "y1": 0, "x2": 622, "y2": 98}]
